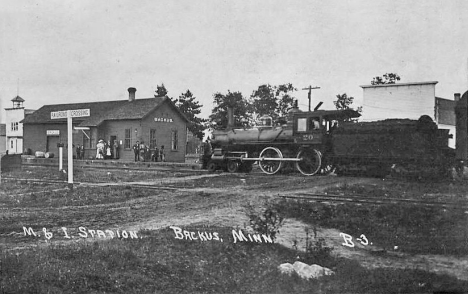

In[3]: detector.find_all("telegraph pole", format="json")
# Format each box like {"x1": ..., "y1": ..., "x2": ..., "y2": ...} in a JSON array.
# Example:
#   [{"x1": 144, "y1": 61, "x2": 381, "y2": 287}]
[{"x1": 302, "y1": 85, "x2": 320, "y2": 111}]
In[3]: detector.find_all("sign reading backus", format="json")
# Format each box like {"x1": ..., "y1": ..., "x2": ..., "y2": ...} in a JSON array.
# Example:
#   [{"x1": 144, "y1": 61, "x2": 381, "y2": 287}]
[{"x1": 51, "y1": 109, "x2": 90, "y2": 119}]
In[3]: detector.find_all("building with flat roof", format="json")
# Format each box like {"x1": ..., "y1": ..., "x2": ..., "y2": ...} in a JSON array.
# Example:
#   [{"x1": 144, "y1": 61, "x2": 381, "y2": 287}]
[
  {"x1": 361, "y1": 81, "x2": 456, "y2": 147},
  {"x1": 0, "y1": 124, "x2": 6, "y2": 154}
]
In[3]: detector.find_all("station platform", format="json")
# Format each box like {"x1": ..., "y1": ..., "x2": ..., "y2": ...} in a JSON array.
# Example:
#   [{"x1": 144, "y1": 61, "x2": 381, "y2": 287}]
[{"x1": 21, "y1": 155, "x2": 202, "y2": 171}]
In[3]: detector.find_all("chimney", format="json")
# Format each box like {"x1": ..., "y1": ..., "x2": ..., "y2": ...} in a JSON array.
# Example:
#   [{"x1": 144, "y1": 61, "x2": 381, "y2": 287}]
[
  {"x1": 227, "y1": 107, "x2": 234, "y2": 129},
  {"x1": 128, "y1": 87, "x2": 136, "y2": 102},
  {"x1": 454, "y1": 93, "x2": 461, "y2": 102}
]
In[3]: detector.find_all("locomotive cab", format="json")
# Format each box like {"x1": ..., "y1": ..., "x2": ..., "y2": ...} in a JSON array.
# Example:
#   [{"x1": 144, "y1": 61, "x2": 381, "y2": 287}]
[{"x1": 292, "y1": 109, "x2": 360, "y2": 144}]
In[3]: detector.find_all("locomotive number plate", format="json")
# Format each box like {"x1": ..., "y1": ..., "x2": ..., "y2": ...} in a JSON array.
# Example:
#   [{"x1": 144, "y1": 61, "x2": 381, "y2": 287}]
[{"x1": 302, "y1": 134, "x2": 314, "y2": 141}]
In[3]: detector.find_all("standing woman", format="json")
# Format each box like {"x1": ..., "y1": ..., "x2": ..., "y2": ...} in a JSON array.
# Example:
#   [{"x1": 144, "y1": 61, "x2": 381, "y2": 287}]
[{"x1": 96, "y1": 140, "x2": 105, "y2": 159}]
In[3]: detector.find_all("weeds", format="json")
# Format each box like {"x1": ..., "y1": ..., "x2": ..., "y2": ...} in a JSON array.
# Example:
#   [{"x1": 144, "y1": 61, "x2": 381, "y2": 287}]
[
  {"x1": 245, "y1": 200, "x2": 284, "y2": 242},
  {"x1": 1, "y1": 227, "x2": 467, "y2": 294},
  {"x1": 278, "y1": 199, "x2": 468, "y2": 255}
]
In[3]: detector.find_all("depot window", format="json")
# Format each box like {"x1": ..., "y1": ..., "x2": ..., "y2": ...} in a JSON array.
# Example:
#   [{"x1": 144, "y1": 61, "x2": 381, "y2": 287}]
[
  {"x1": 171, "y1": 130, "x2": 178, "y2": 151},
  {"x1": 124, "y1": 129, "x2": 131, "y2": 149},
  {"x1": 149, "y1": 129, "x2": 157, "y2": 149}
]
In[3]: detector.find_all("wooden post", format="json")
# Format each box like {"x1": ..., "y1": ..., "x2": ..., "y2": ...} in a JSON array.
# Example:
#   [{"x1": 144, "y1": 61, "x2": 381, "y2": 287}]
[
  {"x1": 302, "y1": 85, "x2": 320, "y2": 112},
  {"x1": 67, "y1": 113, "x2": 73, "y2": 189},
  {"x1": 51, "y1": 108, "x2": 90, "y2": 190}
]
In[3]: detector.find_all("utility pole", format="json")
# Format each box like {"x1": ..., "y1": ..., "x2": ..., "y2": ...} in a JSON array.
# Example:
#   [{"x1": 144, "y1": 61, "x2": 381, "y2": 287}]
[{"x1": 302, "y1": 85, "x2": 320, "y2": 111}]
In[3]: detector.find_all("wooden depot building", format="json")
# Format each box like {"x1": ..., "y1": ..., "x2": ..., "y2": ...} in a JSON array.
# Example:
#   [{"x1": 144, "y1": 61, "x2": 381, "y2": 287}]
[{"x1": 22, "y1": 88, "x2": 189, "y2": 162}]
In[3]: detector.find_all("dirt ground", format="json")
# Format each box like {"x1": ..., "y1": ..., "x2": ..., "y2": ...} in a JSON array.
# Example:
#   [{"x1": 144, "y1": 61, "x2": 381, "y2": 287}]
[{"x1": 1, "y1": 169, "x2": 467, "y2": 281}]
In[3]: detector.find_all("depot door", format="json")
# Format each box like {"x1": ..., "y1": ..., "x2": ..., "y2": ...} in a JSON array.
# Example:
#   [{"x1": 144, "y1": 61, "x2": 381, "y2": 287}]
[{"x1": 46, "y1": 136, "x2": 60, "y2": 153}]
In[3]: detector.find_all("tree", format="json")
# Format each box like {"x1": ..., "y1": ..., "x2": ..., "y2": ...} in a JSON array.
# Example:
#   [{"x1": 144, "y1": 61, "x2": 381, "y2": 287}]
[
  {"x1": 209, "y1": 91, "x2": 252, "y2": 129},
  {"x1": 155, "y1": 83, "x2": 168, "y2": 97},
  {"x1": 173, "y1": 90, "x2": 206, "y2": 140},
  {"x1": 371, "y1": 73, "x2": 401, "y2": 85},
  {"x1": 250, "y1": 84, "x2": 277, "y2": 118},
  {"x1": 334, "y1": 93, "x2": 355, "y2": 110},
  {"x1": 275, "y1": 83, "x2": 296, "y2": 117},
  {"x1": 249, "y1": 83, "x2": 296, "y2": 120},
  {"x1": 334, "y1": 93, "x2": 362, "y2": 121}
]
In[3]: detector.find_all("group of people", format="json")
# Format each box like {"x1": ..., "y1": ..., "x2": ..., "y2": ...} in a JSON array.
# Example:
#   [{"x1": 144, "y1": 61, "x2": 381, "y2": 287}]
[
  {"x1": 95, "y1": 140, "x2": 119, "y2": 160},
  {"x1": 132, "y1": 141, "x2": 165, "y2": 162}
]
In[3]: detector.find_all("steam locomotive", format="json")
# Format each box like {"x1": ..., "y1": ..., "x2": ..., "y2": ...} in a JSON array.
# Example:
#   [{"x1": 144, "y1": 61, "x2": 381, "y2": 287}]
[{"x1": 204, "y1": 99, "x2": 458, "y2": 178}]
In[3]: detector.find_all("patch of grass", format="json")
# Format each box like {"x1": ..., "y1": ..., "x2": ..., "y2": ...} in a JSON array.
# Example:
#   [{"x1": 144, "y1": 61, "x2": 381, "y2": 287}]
[
  {"x1": 0, "y1": 181, "x2": 63, "y2": 197},
  {"x1": 4, "y1": 166, "x2": 200, "y2": 183},
  {"x1": 279, "y1": 200, "x2": 468, "y2": 256},
  {"x1": 326, "y1": 180, "x2": 468, "y2": 201},
  {"x1": 0, "y1": 186, "x2": 159, "y2": 208},
  {"x1": 1, "y1": 227, "x2": 467, "y2": 293}
]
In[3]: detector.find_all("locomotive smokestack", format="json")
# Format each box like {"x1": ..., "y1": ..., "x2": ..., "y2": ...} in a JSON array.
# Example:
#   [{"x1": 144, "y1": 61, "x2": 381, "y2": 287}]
[
  {"x1": 227, "y1": 107, "x2": 234, "y2": 129},
  {"x1": 455, "y1": 93, "x2": 461, "y2": 102}
]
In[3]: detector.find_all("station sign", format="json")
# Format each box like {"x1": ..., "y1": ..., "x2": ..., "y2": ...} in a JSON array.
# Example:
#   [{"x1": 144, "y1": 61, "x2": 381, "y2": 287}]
[
  {"x1": 51, "y1": 109, "x2": 90, "y2": 119},
  {"x1": 46, "y1": 130, "x2": 60, "y2": 136},
  {"x1": 154, "y1": 117, "x2": 173, "y2": 123}
]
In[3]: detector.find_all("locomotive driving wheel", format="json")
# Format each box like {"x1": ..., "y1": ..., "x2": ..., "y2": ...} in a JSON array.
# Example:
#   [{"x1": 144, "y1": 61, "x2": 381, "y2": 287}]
[
  {"x1": 227, "y1": 161, "x2": 240, "y2": 173},
  {"x1": 295, "y1": 148, "x2": 322, "y2": 176},
  {"x1": 259, "y1": 147, "x2": 283, "y2": 175}
]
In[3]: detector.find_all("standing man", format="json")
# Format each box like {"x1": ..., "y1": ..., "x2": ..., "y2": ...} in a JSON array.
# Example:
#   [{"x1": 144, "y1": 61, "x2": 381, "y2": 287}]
[
  {"x1": 133, "y1": 141, "x2": 140, "y2": 162},
  {"x1": 159, "y1": 145, "x2": 165, "y2": 162},
  {"x1": 202, "y1": 138, "x2": 212, "y2": 169},
  {"x1": 80, "y1": 145, "x2": 85, "y2": 160},
  {"x1": 153, "y1": 146, "x2": 159, "y2": 162},
  {"x1": 113, "y1": 140, "x2": 119, "y2": 159},
  {"x1": 76, "y1": 145, "x2": 81, "y2": 160}
]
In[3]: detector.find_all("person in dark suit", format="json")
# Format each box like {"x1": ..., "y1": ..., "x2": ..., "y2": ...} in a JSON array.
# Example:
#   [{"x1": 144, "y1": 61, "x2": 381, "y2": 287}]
[
  {"x1": 201, "y1": 138, "x2": 212, "y2": 169},
  {"x1": 159, "y1": 145, "x2": 165, "y2": 162},
  {"x1": 133, "y1": 141, "x2": 140, "y2": 162},
  {"x1": 76, "y1": 145, "x2": 81, "y2": 160},
  {"x1": 80, "y1": 145, "x2": 85, "y2": 160}
]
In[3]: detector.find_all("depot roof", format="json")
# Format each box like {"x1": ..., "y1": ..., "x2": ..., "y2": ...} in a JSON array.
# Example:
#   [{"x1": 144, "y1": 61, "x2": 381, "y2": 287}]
[{"x1": 22, "y1": 97, "x2": 189, "y2": 126}]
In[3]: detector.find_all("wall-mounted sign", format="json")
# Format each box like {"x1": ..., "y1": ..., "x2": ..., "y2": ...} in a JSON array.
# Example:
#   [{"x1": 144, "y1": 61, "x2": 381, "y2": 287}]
[
  {"x1": 51, "y1": 109, "x2": 90, "y2": 119},
  {"x1": 154, "y1": 117, "x2": 173, "y2": 123},
  {"x1": 47, "y1": 130, "x2": 60, "y2": 136}
]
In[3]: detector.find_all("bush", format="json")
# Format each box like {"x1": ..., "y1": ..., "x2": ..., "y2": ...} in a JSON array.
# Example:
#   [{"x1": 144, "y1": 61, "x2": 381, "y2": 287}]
[{"x1": 245, "y1": 200, "x2": 284, "y2": 242}]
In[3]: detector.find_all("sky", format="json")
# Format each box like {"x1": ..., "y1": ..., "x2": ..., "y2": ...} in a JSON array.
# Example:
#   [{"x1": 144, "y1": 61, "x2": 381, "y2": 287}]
[{"x1": 1, "y1": 0, "x2": 468, "y2": 123}]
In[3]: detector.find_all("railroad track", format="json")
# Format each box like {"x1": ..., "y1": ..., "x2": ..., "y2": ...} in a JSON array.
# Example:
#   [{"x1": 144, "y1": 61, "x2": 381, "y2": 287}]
[
  {"x1": 280, "y1": 193, "x2": 468, "y2": 210},
  {"x1": 4, "y1": 176, "x2": 468, "y2": 210},
  {"x1": 0, "y1": 177, "x2": 179, "y2": 191}
]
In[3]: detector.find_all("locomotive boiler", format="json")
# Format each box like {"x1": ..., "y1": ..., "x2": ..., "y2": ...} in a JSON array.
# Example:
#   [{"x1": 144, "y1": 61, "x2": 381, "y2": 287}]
[{"x1": 205, "y1": 102, "x2": 455, "y2": 178}]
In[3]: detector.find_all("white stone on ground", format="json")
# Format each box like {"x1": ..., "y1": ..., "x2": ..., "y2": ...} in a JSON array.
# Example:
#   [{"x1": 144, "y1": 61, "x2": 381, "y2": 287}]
[{"x1": 278, "y1": 261, "x2": 335, "y2": 280}]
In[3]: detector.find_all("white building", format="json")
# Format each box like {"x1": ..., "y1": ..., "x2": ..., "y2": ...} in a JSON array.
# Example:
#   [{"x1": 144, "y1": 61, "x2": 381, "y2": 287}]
[
  {"x1": 0, "y1": 124, "x2": 6, "y2": 154},
  {"x1": 361, "y1": 81, "x2": 457, "y2": 148},
  {"x1": 4, "y1": 96, "x2": 34, "y2": 154}
]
